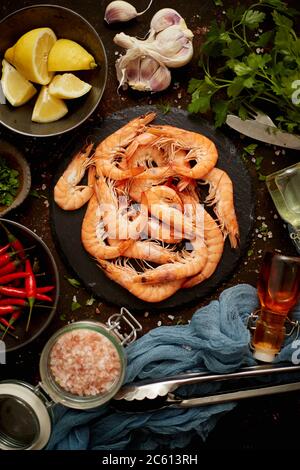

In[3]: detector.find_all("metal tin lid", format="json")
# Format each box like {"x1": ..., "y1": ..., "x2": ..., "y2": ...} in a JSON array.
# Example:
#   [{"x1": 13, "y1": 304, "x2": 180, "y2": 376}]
[{"x1": 0, "y1": 381, "x2": 51, "y2": 450}]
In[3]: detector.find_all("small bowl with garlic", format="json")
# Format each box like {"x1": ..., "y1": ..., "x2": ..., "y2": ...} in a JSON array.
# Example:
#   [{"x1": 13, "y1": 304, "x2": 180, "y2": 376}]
[{"x1": 0, "y1": 4, "x2": 107, "y2": 137}]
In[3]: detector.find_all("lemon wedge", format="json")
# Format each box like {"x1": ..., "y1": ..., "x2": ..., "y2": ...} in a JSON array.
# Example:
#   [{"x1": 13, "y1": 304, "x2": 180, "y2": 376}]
[
  {"x1": 32, "y1": 86, "x2": 68, "y2": 123},
  {"x1": 12, "y1": 27, "x2": 57, "y2": 85},
  {"x1": 48, "y1": 73, "x2": 92, "y2": 99},
  {"x1": 1, "y1": 59, "x2": 37, "y2": 107},
  {"x1": 48, "y1": 39, "x2": 97, "y2": 71},
  {"x1": 4, "y1": 45, "x2": 15, "y2": 64}
]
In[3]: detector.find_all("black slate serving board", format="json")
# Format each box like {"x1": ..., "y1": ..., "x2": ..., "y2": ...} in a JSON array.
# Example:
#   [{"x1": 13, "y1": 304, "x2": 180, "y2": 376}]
[{"x1": 51, "y1": 106, "x2": 254, "y2": 310}]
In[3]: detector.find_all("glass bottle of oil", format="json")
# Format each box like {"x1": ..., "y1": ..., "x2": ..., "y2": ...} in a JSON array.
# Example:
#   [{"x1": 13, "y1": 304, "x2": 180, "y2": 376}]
[
  {"x1": 252, "y1": 252, "x2": 300, "y2": 362},
  {"x1": 266, "y1": 162, "x2": 300, "y2": 229}
]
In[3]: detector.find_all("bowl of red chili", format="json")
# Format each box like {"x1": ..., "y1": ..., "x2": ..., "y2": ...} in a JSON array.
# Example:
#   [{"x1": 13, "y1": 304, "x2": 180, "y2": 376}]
[{"x1": 0, "y1": 218, "x2": 59, "y2": 352}]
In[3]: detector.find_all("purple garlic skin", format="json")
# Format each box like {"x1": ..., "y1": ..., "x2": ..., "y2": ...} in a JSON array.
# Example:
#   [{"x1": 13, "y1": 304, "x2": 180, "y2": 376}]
[
  {"x1": 105, "y1": 0, "x2": 153, "y2": 24},
  {"x1": 150, "y1": 8, "x2": 185, "y2": 33},
  {"x1": 117, "y1": 56, "x2": 171, "y2": 92}
]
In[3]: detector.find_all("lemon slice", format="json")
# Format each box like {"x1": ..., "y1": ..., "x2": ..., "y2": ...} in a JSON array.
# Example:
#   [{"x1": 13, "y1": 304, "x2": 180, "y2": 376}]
[
  {"x1": 12, "y1": 27, "x2": 57, "y2": 85},
  {"x1": 1, "y1": 59, "x2": 37, "y2": 107},
  {"x1": 32, "y1": 86, "x2": 68, "y2": 123},
  {"x1": 48, "y1": 73, "x2": 92, "y2": 99},
  {"x1": 48, "y1": 39, "x2": 97, "y2": 71}
]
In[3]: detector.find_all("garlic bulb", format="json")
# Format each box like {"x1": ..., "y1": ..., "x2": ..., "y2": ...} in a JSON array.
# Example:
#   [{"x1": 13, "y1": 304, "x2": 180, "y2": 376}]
[
  {"x1": 105, "y1": 0, "x2": 153, "y2": 24},
  {"x1": 113, "y1": 8, "x2": 194, "y2": 92},
  {"x1": 150, "y1": 8, "x2": 186, "y2": 33},
  {"x1": 116, "y1": 55, "x2": 171, "y2": 92}
]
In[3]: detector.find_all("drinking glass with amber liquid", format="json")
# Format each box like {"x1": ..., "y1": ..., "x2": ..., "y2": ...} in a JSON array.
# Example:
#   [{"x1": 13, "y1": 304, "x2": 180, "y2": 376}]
[{"x1": 252, "y1": 252, "x2": 300, "y2": 362}]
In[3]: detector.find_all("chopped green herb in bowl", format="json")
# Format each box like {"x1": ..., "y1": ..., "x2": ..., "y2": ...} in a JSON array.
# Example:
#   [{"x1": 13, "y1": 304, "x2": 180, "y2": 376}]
[
  {"x1": 0, "y1": 156, "x2": 20, "y2": 207},
  {"x1": 0, "y1": 140, "x2": 31, "y2": 216}
]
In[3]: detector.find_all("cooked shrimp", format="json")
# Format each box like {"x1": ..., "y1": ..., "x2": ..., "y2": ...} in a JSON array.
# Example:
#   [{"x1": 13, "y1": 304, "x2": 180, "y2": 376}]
[
  {"x1": 183, "y1": 209, "x2": 224, "y2": 288},
  {"x1": 81, "y1": 194, "x2": 132, "y2": 260},
  {"x1": 94, "y1": 113, "x2": 156, "y2": 180},
  {"x1": 54, "y1": 144, "x2": 94, "y2": 210},
  {"x1": 146, "y1": 217, "x2": 183, "y2": 244},
  {"x1": 202, "y1": 168, "x2": 239, "y2": 248},
  {"x1": 128, "y1": 176, "x2": 168, "y2": 203},
  {"x1": 99, "y1": 259, "x2": 182, "y2": 302},
  {"x1": 144, "y1": 189, "x2": 196, "y2": 240},
  {"x1": 134, "y1": 194, "x2": 207, "y2": 284},
  {"x1": 95, "y1": 171, "x2": 147, "y2": 240},
  {"x1": 108, "y1": 238, "x2": 176, "y2": 264},
  {"x1": 148, "y1": 125, "x2": 218, "y2": 179}
]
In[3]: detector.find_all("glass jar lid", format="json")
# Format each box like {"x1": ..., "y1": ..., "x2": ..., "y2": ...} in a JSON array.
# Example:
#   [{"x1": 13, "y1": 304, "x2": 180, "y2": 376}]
[
  {"x1": 0, "y1": 381, "x2": 51, "y2": 450},
  {"x1": 39, "y1": 321, "x2": 127, "y2": 409}
]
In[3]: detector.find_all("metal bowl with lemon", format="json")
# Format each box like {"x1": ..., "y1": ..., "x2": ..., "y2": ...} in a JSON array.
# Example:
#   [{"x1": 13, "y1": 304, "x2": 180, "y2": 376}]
[{"x1": 0, "y1": 5, "x2": 107, "y2": 137}]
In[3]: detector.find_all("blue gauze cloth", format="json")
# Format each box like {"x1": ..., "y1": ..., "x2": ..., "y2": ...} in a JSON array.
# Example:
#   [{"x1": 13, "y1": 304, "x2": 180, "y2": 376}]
[{"x1": 46, "y1": 284, "x2": 300, "y2": 450}]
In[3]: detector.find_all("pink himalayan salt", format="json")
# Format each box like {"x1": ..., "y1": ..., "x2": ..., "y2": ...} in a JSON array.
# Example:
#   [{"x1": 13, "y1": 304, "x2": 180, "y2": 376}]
[{"x1": 49, "y1": 329, "x2": 121, "y2": 396}]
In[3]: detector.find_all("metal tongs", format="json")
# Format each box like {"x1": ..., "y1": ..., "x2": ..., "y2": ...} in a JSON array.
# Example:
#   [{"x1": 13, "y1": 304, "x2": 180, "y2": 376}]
[{"x1": 112, "y1": 364, "x2": 300, "y2": 412}]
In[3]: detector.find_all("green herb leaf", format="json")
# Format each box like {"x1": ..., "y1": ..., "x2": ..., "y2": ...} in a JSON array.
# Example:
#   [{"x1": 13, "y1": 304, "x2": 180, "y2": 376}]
[
  {"x1": 227, "y1": 77, "x2": 244, "y2": 97},
  {"x1": 241, "y1": 10, "x2": 266, "y2": 29},
  {"x1": 213, "y1": 0, "x2": 223, "y2": 5},
  {"x1": 243, "y1": 144, "x2": 258, "y2": 155},
  {"x1": 258, "y1": 173, "x2": 267, "y2": 181},
  {"x1": 65, "y1": 276, "x2": 81, "y2": 288},
  {"x1": 222, "y1": 39, "x2": 245, "y2": 58},
  {"x1": 71, "y1": 301, "x2": 81, "y2": 311},
  {"x1": 247, "y1": 249, "x2": 254, "y2": 257},
  {"x1": 255, "y1": 31, "x2": 274, "y2": 47},
  {"x1": 212, "y1": 100, "x2": 229, "y2": 127},
  {"x1": 157, "y1": 103, "x2": 171, "y2": 114},
  {"x1": 86, "y1": 296, "x2": 96, "y2": 306}
]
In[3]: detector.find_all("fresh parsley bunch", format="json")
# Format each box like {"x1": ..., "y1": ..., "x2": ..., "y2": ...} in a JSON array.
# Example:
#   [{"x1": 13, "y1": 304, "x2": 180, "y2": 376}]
[
  {"x1": 188, "y1": 0, "x2": 300, "y2": 133},
  {"x1": 0, "y1": 157, "x2": 20, "y2": 207}
]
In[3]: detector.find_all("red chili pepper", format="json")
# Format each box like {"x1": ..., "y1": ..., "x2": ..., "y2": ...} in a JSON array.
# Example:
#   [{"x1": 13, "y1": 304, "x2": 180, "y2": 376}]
[
  {"x1": 0, "y1": 305, "x2": 18, "y2": 316},
  {"x1": 36, "y1": 293, "x2": 53, "y2": 302},
  {"x1": 1, "y1": 310, "x2": 22, "y2": 339},
  {"x1": 0, "y1": 286, "x2": 27, "y2": 298},
  {"x1": 25, "y1": 259, "x2": 37, "y2": 332},
  {"x1": 0, "y1": 298, "x2": 27, "y2": 307},
  {"x1": 0, "y1": 272, "x2": 29, "y2": 285},
  {"x1": 0, "y1": 243, "x2": 10, "y2": 255},
  {"x1": 37, "y1": 286, "x2": 55, "y2": 294},
  {"x1": 0, "y1": 317, "x2": 15, "y2": 330},
  {"x1": 0, "y1": 286, "x2": 53, "y2": 302},
  {"x1": 0, "y1": 259, "x2": 21, "y2": 277},
  {"x1": 0, "y1": 252, "x2": 16, "y2": 268},
  {"x1": 0, "y1": 223, "x2": 26, "y2": 260}
]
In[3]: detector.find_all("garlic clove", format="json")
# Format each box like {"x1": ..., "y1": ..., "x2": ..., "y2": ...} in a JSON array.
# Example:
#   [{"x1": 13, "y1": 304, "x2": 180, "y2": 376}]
[
  {"x1": 140, "y1": 56, "x2": 160, "y2": 81},
  {"x1": 148, "y1": 63, "x2": 171, "y2": 92},
  {"x1": 105, "y1": 0, "x2": 153, "y2": 24},
  {"x1": 150, "y1": 8, "x2": 186, "y2": 33}
]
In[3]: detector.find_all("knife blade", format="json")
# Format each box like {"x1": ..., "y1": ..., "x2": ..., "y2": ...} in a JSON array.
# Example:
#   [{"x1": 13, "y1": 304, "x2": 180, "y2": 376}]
[{"x1": 226, "y1": 114, "x2": 300, "y2": 150}]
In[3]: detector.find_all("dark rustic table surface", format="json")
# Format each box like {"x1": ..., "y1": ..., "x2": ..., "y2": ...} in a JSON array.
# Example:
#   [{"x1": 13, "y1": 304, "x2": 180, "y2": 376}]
[{"x1": 0, "y1": 0, "x2": 299, "y2": 450}]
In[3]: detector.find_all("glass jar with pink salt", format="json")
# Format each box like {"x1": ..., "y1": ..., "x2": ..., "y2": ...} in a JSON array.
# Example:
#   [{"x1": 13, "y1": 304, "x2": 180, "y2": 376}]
[
  {"x1": 39, "y1": 321, "x2": 126, "y2": 409},
  {"x1": 0, "y1": 310, "x2": 142, "y2": 450}
]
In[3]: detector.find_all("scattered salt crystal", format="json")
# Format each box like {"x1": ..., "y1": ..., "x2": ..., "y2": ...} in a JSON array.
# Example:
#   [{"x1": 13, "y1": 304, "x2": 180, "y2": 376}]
[
  {"x1": 257, "y1": 216, "x2": 262, "y2": 220},
  {"x1": 258, "y1": 234, "x2": 263, "y2": 238},
  {"x1": 275, "y1": 150, "x2": 281, "y2": 156},
  {"x1": 177, "y1": 92, "x2": 182, "y2": 99},
  {"x1": 167, "y1": 315, "x2": 174, "y2": 321},
  {"x1": 267, "y1": 231, "x2": 273, "y2": 238},
  {"x1": 73, "y1": 295, "x2": 77, "y2": 303},
  {"x1": 282, "y1": 149, "x2": 286, "y2": 155},
  {"x1": 251, "y1": 157, "x2": 256, "y2": 163},
  {"x1": 274, "y1": 214, "x2": 278, "y2": 219},
  {"x1": 256, "y1": 47, "x2": 260, "y2": 54},
  {"x1": 41, "y1": 184, "x2": 46, "y2": 190},
  {"x1": 43, "y1": 200, "x2": 49, "y2": 208},
  {"x1": 144, "y1": 311, "x2": 149, "y2": 318},
  {"x1": 157, "y1": 320, "x2": 162, "y2": 327}
]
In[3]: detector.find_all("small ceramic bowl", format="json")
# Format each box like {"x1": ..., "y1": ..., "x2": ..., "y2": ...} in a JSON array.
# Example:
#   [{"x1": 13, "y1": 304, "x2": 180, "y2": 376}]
[
  {"x1": 0, "y1": 219, "x2": 59, "y2": 352},
  {"x1": 0, "y1": 4, "x2": 107, "y2": 137},
  {"x1": 0, "y1": 140, "x2": 31, "y2": 216}
]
